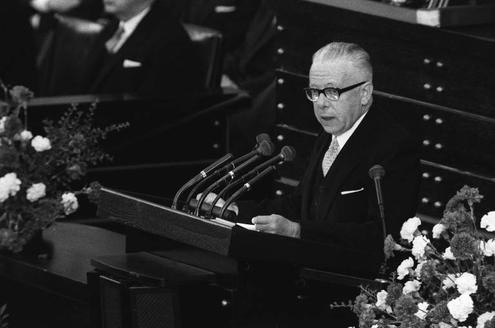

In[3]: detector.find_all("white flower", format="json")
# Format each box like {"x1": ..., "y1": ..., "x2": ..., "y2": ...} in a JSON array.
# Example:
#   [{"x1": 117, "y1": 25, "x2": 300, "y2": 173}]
[
  {"x1": 443, "y1": 247, "x2": 456, "y2": 260},
  {"x1": 0, "y1": 172, "x2": 22, "y2": 203},
  {"x1": 415, "y1": 261, "x2": 426, "y2": 278},
  {"x1": 20, "y1": 130, "x2": 33, "y2": 141},
  {"x1": 400, "y1": 217, "x2": 421, "y2": 242},
  {"x1": 439, "y1": 323, "x2": 453, "y2": 328},
  {"x1": 375, "y1": 290, "x2": 391, "y2": 312},
  {"x1": 481, "y1": 211, "x2": 495, "y2": 232},
  {"x1": 477, "y1": 312, "x2": 495, "y2": 328},
  {"x1": 61, "y1": 192, "x2": 78, "y2": 215},
  {"x1": 432, "y1": 223, "x2": 447, "y2": 239},
  {"x1": 402, "y1": 280, "x2": 421, "y2": 294},
  {"x1": 397, "y1": 257, "x2": 414, "y2": 280},
  {"x1": 412, "y1": 235, "x2": 430, "y2": 260},
  {"x1": 442, "y1": 274, "x2": 457, "y2": 290},
  {"x1": 31, "y1": 135, "x2": 51, "y2": 152},
  {"x1": 0, "y1": 116, "x2": 6, "y2": 133},
  {"x1": 415, "y1": 302, "x2": 429, "y2": 320},
  {"x1": 447, "y1": 293, "x2": 474, "y2": 322},
  {"x1": 483, "y1": 239, "x2": 495, "y2": 257},
  {"x1": 26, "y1": 183, "x2": 46, "y2": 202},
  {"x1": 456, "y1": 272, "x2": 477, "y2": 295}
]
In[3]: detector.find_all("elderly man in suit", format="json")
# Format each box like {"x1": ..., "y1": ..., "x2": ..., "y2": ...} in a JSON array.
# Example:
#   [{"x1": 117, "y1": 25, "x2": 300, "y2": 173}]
[
  {"x1": 82, "y1": 0, "x2": 203, "y2": 97},
  {"x1": 250, "y1": 42, "x2": 420, "y2": 256}
]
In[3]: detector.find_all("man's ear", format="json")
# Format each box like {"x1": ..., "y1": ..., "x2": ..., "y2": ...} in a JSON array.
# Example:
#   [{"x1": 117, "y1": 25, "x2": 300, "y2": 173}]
[{"x1": 361, "y1": 82, "x2": 373, "y2": 106}]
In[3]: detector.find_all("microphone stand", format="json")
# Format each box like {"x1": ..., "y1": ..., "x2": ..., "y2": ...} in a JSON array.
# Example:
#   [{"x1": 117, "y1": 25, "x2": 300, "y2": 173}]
[
  {"x1": 219, "y1": 166, "x2": 277, "y2": 219},
  {"x1": 171, "y1": 153, "x2": 233, "y2": 209}
]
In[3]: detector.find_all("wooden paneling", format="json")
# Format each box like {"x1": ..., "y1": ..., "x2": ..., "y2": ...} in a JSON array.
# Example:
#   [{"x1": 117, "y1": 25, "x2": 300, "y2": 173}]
[{"x1": 274, "y1": 1, "x2": 495, "y2": 118}]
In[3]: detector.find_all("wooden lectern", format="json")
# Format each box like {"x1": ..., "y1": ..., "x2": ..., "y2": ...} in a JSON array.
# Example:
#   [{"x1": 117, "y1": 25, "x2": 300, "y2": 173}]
[
  {"x1": 92, "y1": 187, "x2": 387, "y2": 327},
  {"x1": 96, "y1": 187, "x2": 384, "y2": 278}
]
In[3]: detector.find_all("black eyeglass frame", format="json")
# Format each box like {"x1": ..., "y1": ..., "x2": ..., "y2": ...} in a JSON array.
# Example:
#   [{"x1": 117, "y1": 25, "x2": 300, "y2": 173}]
[{"x1": 303, "y1": 81, "x2": 367, "y2": 102}]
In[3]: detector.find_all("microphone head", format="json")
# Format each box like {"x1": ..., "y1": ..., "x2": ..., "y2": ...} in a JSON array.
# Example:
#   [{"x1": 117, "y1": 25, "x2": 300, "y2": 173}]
[
  {"x1": 256, "y1": 133, "x2": 271, "y2": 144},
  {"x1": 369, "y1": 164, "x2": 385, "y2": 179},
  {"x1": 257, "y1": 139, "x2": 275, "y2": 156},
  {"x1": 280, "y1": 146, "x2": 296, "y2": 162}
]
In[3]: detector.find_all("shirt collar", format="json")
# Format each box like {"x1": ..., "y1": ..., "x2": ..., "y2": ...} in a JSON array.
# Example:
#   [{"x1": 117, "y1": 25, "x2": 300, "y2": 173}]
[
  {"x1": 120, "y1": 6, "x2": 151, "y2": 36},
  {"x1": 334, "y1": 110, "x2": 368, "y2": 149}
]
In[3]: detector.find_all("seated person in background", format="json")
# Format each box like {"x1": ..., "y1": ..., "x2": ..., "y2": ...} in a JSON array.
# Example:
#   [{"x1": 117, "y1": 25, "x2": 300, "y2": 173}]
[
  {"x1": 30, "y1": 0, "x2": 103, "y2": 20},
  {"x1": 80, "y1": 0, "x2": 203, "y2": 98},
  {"x1": 240, "y1": 42, "x2": 420, "y2": 259}
]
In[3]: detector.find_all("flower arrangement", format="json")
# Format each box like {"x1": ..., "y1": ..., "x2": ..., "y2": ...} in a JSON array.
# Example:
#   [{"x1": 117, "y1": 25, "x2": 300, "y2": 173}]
[
  {"x1": 351, "y1": 186, "x2": 495, "y2": 328},
  {"x1": 0, "y1": 83, "x2": 128, "y2": 253}
]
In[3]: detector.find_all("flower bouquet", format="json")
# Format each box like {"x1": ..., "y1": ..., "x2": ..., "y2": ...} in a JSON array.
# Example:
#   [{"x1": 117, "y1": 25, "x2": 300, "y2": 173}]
[
  {"x1": 351, "y1": 186, "x2": 495, "y2": 328},
  {"x1": 0, "y1": 83, "x2": 128, "y2": 253}
]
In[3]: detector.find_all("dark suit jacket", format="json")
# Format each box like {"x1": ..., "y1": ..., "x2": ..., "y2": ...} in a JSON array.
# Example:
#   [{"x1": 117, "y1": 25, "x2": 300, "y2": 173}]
[
  {"x1": 247, "y1": 106, "x2": 420, "y2": 265},
  {"x1": 83, "y1": 0, "x2": 203, "y2": 98}
]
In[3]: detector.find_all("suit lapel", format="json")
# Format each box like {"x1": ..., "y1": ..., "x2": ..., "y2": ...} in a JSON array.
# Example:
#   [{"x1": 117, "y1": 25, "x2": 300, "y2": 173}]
[
  {"x1": 90, "y1": 3, "x2": 158, "y2": 92},
  {"x1": 300, "y1": 133, "x2": 330, "y2": 221},
  {"x1": 316, "y1": 108, "x2": 379, "y2": 221}
]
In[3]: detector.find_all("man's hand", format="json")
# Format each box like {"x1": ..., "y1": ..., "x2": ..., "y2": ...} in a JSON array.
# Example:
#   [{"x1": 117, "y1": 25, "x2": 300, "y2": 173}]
[{"x1": 251, "y1": 214, "x2": 300, "y2": 238}]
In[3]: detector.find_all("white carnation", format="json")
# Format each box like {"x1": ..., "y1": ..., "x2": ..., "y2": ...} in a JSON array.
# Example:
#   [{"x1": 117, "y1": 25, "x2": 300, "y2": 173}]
[
  {"x1": 397, "y1": 257, "x2": 414, "y2": 280},
  {"x1": 61, "y1": 192, "x2": 78, "y2": 215},
  {"x1": 415, "y1": 302, "x2": 429, "y2": 320},
  {"x1": 481, "y1": 211, "x2": 495, "y2": 232},
  {"x1": 400, "y1": 217, "x2": 421, "y2": 242},
  {"x1": 477, "y1": 312, "x2": 495, "y2": 328},
  {"x1": 375, "y1": 290, "x2": 391, "y2": 313},
  {"x1": 31, "y1": 135, "x2": 51, "y2": 152},
  {"x1": 26, "y1": 183, "x2": 46, "y2": 202},
  {"x1": 412, "y1": 235, "x2": 430, "y2": 260},
  {"x1": 456, "y1": 272, "x2": 477, "y2": 295},
  {"x1": 442, "y1": 274, "x2": 457, "y2": 290},
  {"x1": 415, "y1": 261, "x2": 426, "y2": 278},
  {"x1": 20, "y1": 130, "x2": 33, "y2": 141},
  {"x1": 0, "y1": 172, "x2": 22, "y2": 203},
  {"x1": 0, "y1": 116, "x2": 6, "y2": 133},
  {"x1": 402, "y1": 280, "x2": 421, "y2": 294},
  {"x1": 443, "y1": 247, "x2": 456, "y2": 260},
  {"x1": 447, "y1": 294, "x2": 474, "y2": 322},
  {"x1": 432, "y1": 223, "x2": 447, "y2": 239},
  {"x1": 483, "y1": 239, "x2": 495, "y2": 257},
  {"x1": 438, "y1": 323, "x2": 453, "y2": 328}
]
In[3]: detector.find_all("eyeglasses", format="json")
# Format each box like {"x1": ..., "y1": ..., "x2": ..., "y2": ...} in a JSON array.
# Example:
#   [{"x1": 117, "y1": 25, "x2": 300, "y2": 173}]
[{"x1": 303, "y1": 81, "x2": 367, "y2": 102}]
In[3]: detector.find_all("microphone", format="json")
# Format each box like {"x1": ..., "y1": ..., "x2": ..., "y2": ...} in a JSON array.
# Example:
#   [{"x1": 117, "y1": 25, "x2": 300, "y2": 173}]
[
  {"x1": 172, "y1": 153, "x2": 234, "y2": 209},
  {"x1": 193, "y1": 140, "x2": 276, "y2": 216},
  {"x1": 208, "y1": 145, "x2": 296, "y2": 216},
  {"x1": 187, "y1": 199, "x2": 237, "y2": 220},
  {"x1": 256, "y1": 133, "x2": 271, "y2": 144},
  {"x1": 219, "y1": 166, "x2": 277, "y2": 219},
  {"x1": 368, "y1": 164, "x2": 386, "y2": 238},
  {"x1": 184, "y1": 138, "x2": 275, "y2": 211}
]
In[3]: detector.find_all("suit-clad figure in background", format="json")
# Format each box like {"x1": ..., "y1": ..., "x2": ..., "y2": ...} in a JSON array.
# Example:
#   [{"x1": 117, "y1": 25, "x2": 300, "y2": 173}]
[
  {"x1": 82, "y1": 0, "x2": 203, "y2": 98},
  {"x1": 245, "y1": 42, "x2": 420, "y2": 265}
]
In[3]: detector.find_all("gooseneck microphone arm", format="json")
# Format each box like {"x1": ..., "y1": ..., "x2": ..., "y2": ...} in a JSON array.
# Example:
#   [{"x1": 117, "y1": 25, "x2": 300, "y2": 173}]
[
  {"x1": 207, "y1": 145, "x2": 297, "y2": 217},
  {"x1": 172, "y1": 153, "x2": 233, "y2": 209},
  {"x1": 369, "y1": 164, "x2": 387, "y2": 239},
  {"x1": 193, "y1": 154, "x2": 263, "y2": 216},
  {"x1": 219, "y1": 166, "x2": 277, "y2": 219},
  {"x1": 184, "y1": 138, "x2": 274, "y2": 210}
]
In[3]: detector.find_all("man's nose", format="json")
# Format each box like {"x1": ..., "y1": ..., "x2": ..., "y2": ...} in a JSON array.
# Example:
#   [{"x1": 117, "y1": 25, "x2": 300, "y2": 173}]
[{"x1": 315, "y1": 92, "x2": 328, "y2": 107}]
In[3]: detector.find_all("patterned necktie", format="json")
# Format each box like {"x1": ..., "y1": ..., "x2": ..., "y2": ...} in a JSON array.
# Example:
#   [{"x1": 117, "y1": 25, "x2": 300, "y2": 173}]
[
  {"x1": 322, "y1": 136, "x2": 340, "y2": 176},
  {"x1": 105, "y1": 24, "x2": 125, "y2": 53}
]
